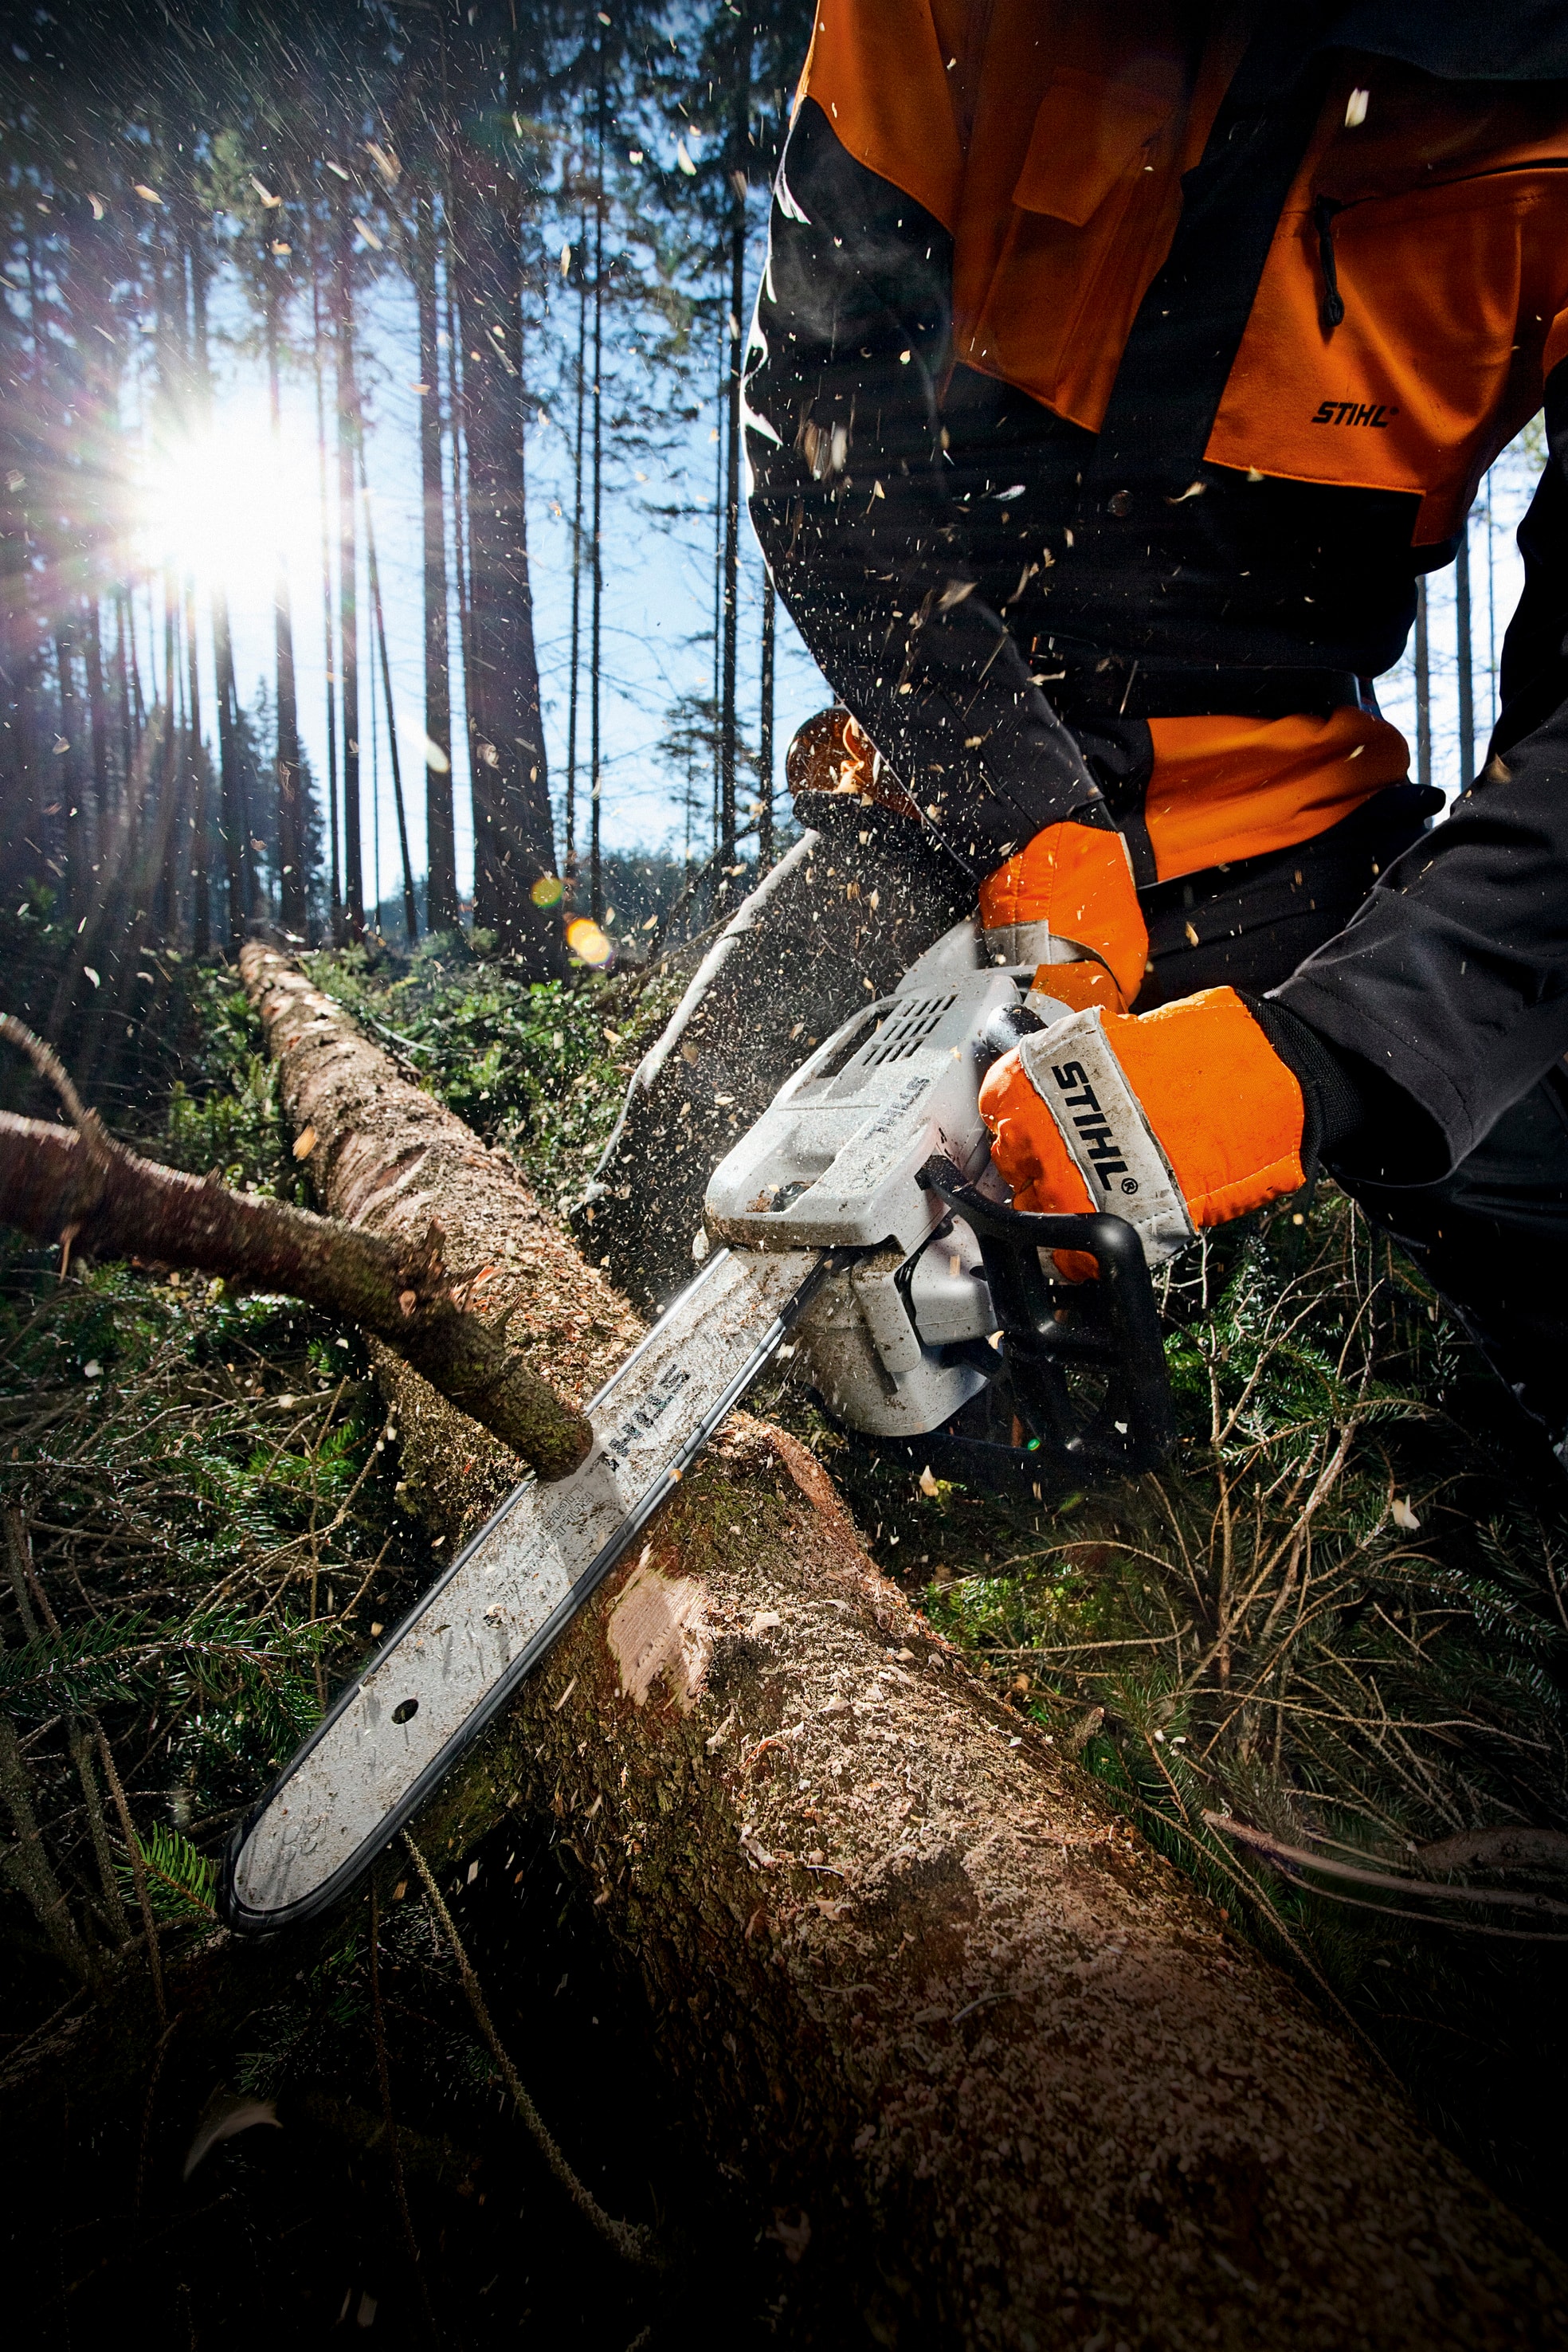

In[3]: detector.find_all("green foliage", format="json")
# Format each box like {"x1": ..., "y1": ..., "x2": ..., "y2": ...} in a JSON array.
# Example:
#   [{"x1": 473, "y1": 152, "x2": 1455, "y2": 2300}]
[
  {"x1": 303, "y1": 939, "x2": 684, "y2": 1204},
  {"x1": 919, "y1": 1195, "x2": 1568, "y2": 1977},
  {"x1": 152, "y1": 967, "x2": 305, "y2": 1200},
  {"x1": 123, "y1": 1823, "x2": 217, "y2": 1925},
  {"x1": 0, "y1": 973, "x2": 435, "y2": 2001}
]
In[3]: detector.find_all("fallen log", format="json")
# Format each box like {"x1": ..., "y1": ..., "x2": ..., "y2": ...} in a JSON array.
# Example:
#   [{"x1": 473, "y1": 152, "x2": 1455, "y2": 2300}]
[{"x1": 231, "y1": 937, "x2": 1568, "y2": 2347}]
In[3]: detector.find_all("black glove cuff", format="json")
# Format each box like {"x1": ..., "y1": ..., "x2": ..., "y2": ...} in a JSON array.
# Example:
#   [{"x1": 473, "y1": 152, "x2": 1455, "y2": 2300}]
[{"x1": 1245, "y1": 996, "x2": 1370, "y2": 1160}]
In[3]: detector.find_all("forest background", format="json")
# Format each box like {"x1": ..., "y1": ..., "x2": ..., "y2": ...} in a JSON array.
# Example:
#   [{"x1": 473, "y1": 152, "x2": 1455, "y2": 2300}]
[
  {"x1": 2, "y1": 5, "x2": 1568, "y2": 2345},
  {"x1": 0, "y1": 0, "x2": 1531, "y2": 1048}
]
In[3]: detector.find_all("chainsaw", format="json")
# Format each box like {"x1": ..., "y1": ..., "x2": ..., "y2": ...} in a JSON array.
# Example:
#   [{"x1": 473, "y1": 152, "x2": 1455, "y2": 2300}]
[{"x1": 219, "y1": 915, "x2": 1174, "y2": 1934}]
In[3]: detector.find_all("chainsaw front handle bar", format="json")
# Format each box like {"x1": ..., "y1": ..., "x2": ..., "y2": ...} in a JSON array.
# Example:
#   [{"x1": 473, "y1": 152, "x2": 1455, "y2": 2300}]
[{"x1": 915, "y1": 1154, "x2": 1176, "y2": 1480}]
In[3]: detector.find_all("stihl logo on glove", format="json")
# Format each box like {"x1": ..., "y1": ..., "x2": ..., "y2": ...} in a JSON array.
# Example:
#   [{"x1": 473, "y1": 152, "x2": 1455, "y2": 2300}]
[
  {"x1": 1017, "y1": 1011, "x2": 1197, "y2": 1265},
  {"x1": 1045, "y1": 1059, "x2": 1133, "y2": 1186}
]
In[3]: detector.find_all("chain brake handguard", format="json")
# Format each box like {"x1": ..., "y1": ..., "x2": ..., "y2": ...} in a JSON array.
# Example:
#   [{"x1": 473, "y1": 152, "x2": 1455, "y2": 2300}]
[{"x1": 910, "y1": 1153, "x2": 1175, "y2": 1488}]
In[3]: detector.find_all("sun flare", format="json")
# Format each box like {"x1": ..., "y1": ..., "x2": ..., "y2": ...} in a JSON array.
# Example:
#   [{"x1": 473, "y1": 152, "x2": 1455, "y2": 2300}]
[{"x1": 136, "y1": 398, "x2": 322, "y2": 593}]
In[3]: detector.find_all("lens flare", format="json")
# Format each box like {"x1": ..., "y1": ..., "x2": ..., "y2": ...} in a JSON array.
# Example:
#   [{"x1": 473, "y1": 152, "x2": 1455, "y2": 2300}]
[
  {"x1": 530, "y1": 875, "x2": 564, "y2": 907},
  {"x1": 566, "y1": 916, "x2": 612, "y2": 967}
]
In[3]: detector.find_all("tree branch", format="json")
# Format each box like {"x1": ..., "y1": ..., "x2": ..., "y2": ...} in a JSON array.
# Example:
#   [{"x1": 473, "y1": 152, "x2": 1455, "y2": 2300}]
[{"x1": 0, "y1": 1031, "x2": 590, "y2": 1482}]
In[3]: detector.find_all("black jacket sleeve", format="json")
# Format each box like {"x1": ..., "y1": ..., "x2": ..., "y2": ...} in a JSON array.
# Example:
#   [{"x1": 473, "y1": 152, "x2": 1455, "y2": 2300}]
[
  {"x1": 1275, "y1": 359, "x2": 1568, "y2": 1178},
  {"x1": 744, "y1": 96, "x2": 1109, "y2": 875}
]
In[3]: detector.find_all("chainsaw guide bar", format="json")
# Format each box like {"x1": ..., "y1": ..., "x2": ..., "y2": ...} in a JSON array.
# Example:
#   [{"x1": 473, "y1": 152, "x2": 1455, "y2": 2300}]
[{"x1": 220, "y1": 1245, "x2": 825, "y2": 1934}]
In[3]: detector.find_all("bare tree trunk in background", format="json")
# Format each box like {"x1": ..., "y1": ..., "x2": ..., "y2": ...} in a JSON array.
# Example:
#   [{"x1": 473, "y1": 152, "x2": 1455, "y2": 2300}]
[
  {"x1": 0, "y1": 263, "x2": 40, "y2": 898},
  {"x1": 53, "y1": 624, "x2": 84, "y2": 920},
  {"x1": 711, "y1": 321, "x2": 724, "y2": 856},
  {"x1": 191, "y1": 226, "x2": 245, "y2": 950},
  {"x1": 334, "y1": 208, "x2": 364, "y2": 941},
  {"x1": 309, "y1": 263, "x2": 340, "y2": 939},
  {"x1": 265, "y1": 255, "x2": 304, "y2": 941},
  {"x1": 155, "y1": 580, "x2": 178, "y2": 938},
  {"x1": 84, "y1": 598, "x2": 109, "y2": 860},
  {"x1": 589, "y1": 115, "x2": 604, "y2": 926},
  {"x1": 759, "y1": 572, "x2": 775, "y2": 866},
  {"x1": 441, "y1": 203, "x2": 475, "y2": 926},
  {"x1": 112, "y1": 591, "x2": 135, "y2": 795},
  {"x1": 183, "y1": 578, "x2": 209, "y2": 957},
  {"x1": 565, "y1": 215, "x2": 587, "y2": 888},
  {"x1": 719, "y1": 39, "x2": 750, "y2": 873},
  {"x1": 212, "y1": 590, "x2": 245, "y2": 948},
  {"x1": 414, "y1": 189, "x2": 457, "y2": 932},
  {"x1": 359, "y1": 449, "x2": 419, "y2": 945},
  {"x1": 448, "y1": 37, "x2": 559, "y2": 970},
  {"x1": 19, "y1": 231, "x2": 52, "y2": 888}
]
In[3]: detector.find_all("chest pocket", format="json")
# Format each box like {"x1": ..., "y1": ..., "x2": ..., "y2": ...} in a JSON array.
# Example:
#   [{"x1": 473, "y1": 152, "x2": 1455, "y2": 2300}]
[
  {"x1": 958, "y1": 65, "x2": 1182, "y2": 431},
  {"x1": 1013, "y1": 65, "x2": 1171, "y2": 224},
  {"x1": 1208, "y1": 139, "x2": 1568, "y2": 543}
]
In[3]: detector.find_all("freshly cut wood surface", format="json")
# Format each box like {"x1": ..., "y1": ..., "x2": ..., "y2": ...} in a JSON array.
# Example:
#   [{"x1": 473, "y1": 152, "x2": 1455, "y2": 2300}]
[{"x1": 238, "y1": 938, "x2": 1568, "y2": 2346}]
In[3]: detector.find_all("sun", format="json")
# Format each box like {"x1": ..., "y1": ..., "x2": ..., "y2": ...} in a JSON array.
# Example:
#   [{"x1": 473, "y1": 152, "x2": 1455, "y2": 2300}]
[{"x1": 137, "y1": 395, "x2": 322, "y2": 594}]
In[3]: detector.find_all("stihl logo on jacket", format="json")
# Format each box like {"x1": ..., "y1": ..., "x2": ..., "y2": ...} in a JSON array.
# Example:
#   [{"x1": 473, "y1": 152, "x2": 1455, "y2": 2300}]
[
  {"x1": 1018, "y1": 1012, "x2": 1197, "y2": 1268},
  {"x1": 1310, "y1": 401, "x2": 1398, "y2": 428}
]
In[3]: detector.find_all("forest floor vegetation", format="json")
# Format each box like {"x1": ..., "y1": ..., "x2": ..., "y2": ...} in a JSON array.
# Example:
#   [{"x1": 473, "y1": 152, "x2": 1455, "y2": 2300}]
[{"x1": 4, "y1": 929, "x2": 1568, "y2": 2339}]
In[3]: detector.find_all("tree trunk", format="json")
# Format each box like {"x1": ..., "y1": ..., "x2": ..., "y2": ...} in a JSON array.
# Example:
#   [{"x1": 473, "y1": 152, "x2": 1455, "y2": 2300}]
[
  {"x1": 183, "y1": 577, "x2": 209, "y2": 958},
  {"x1": 335, "y1": 208, "x2": 364, "y2": 940},
  {"x1": 447, "y1": 65, "x2": 559, "y2": 969},
  {"x1": 265, "y1": 257, "x2": 304, "y2": 940},
  {"x1": 53, "y1": 622, "x2": 84, "y2": 920},
  {"x1": 0, "y1": 1035, "x2": 587, "y2": 1480},
  {"x1": 359, "y1": 449, "x2": 419, "y2": 944},
  {"x1": 82, "y1": 596, "x2": 109, "y2": 868},
  {"x1": 226, "y1": 943, "x2": 1565, "y2": 2350},
  {"x1": 565, "y1": 215, "x2": 587, "y2": 885},
  {"x1": 759, "y1": 572, "x2": 775, "y2": 866},
  {"x1": 414, "y1": 188, "x2": 457, "y2": 933},
  {"x1": 212, "y1": 585, "x2": 245, "y2": 947},
  {"x1": 719, "y1": 41, "x2": 751, "y2": 872},
  {"x1": 309, "y1": 251, "x2": 341, "y2": 937},
  {"x1": 590, "y1": 99, "x2": 606, "y2": 923}
]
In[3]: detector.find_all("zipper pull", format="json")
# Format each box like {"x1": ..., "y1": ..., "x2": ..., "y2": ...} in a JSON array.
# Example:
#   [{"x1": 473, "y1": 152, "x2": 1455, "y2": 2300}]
[{"x1": 1313, "y1": 196, "x2": 1347, "y2": 334}]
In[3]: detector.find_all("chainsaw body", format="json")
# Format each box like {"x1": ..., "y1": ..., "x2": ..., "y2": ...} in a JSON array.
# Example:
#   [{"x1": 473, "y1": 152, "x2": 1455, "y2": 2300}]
[{"x1": 704, "y1": 919, "x2": 1172, "y2": 1479}]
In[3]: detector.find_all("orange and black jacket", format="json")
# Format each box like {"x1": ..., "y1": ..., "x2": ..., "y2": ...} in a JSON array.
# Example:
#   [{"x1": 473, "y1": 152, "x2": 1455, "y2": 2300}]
[{"x1": 744, "y1": 2, "x2": 1568, "y2": 1175}]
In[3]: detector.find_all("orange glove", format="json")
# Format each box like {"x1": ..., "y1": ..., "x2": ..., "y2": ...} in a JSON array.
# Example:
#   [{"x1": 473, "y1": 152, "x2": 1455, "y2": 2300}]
[
  {"x1": 979, "y1": 818, "x2": 1148, "y2": 1014},
  {"x1": 786, "y1": 708, "x2": 919, "y2": 819},
  {"x1": 978, "y1": 988, "x2": 1307, "y2": 1272}
]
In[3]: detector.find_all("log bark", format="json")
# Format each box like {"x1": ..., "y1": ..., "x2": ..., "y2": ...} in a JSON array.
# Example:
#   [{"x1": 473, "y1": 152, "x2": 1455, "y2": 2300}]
[{"x1": 230, "y1": 939, "x2": 1568, "y2": 2348}]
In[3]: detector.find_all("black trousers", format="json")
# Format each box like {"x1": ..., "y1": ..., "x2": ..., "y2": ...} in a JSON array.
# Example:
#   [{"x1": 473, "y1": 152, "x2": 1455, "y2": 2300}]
[{"x1": 1139, "y1": 785, "x2": 1568, "y2": 1468}]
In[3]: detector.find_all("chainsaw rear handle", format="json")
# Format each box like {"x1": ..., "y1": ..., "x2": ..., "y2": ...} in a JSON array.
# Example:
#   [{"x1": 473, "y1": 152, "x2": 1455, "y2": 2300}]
[{"x1": 916, "y1": 1153, "x2": 1176, "y2": 1476}]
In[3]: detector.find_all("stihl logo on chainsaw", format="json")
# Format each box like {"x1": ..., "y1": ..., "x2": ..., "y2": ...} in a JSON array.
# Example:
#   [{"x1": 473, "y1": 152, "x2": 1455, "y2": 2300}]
[
  {"x1": 1049, "y1": 1060, "x2": 1133, "y2": 1192},
  {"x1": 603, "y1": 1365, "x2": 692, "y2": 1466}
]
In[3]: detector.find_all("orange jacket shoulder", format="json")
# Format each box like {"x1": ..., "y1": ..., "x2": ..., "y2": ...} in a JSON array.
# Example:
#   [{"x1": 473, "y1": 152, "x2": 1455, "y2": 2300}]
[{"x1": 798, "y1": 0, "x2": 966, "y2": 231}]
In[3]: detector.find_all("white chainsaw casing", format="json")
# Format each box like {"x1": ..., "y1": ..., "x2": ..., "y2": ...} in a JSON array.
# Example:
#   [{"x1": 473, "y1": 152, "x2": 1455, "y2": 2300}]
[
  {"x1": 703, "y1": 963, "x2": 1022, "y2": 1255},
  {"x1": 795, "y1": 1220, "x2": 996, "y2": 1437},
  {"x1": 704, "y1": 954, "x2": 1063, "y2": 1438}
]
